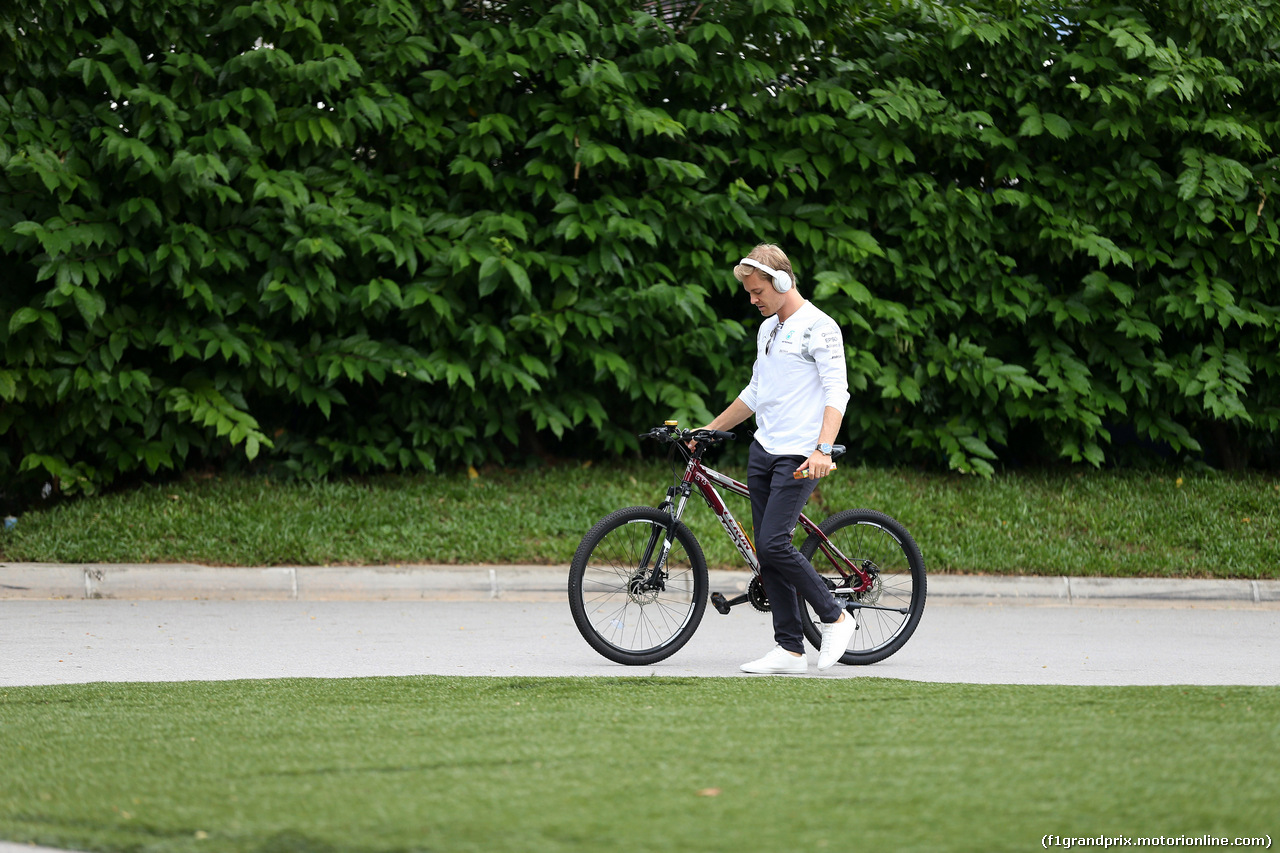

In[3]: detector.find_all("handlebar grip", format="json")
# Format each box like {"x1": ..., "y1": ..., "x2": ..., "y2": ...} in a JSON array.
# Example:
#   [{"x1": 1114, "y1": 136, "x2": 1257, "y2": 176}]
[{"x1": 686, "y1": 429, "x2": 736, "y2": 443}]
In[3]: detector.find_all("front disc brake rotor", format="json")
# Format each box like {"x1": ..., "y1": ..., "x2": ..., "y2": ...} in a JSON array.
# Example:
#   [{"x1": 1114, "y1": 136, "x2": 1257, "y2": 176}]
[{"x1": 628, "y1": 572, "x2": 661, "y2": 605}]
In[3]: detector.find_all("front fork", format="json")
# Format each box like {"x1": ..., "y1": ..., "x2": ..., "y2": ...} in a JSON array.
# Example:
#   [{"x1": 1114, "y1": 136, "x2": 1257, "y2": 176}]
[{"x1": 636, "y1": 485, "x2": 688, "y2": 592}]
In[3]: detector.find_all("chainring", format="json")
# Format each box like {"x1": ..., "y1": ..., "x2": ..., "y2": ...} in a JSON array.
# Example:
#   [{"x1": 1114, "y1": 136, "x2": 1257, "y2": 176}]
[{"x1": 748, "y1": 576, "x2": 770, "y2": 612}]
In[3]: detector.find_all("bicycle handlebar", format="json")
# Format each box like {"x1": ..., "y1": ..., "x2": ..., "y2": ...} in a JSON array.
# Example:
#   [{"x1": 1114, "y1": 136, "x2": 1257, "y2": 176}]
[
  {"x1": 640, "y1": 422, "x2": 846, "y2": 465},
  {"x1": 639, "y1": 424, "x2": 735, "y2": 445},
  {"x1": 688, "y1": 428, "x2": 736, "y2": 443}
]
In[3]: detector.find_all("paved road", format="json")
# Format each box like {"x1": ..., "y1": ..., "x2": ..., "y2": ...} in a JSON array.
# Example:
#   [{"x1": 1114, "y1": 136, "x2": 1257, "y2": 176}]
[{"x1": 3, "y1": 598, "x2": 1278, "y2": 687}]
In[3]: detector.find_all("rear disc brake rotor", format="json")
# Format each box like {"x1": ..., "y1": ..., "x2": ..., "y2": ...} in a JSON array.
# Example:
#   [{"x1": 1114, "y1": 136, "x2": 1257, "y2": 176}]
[{"x1": 856, "y1": 571, "x2": 883, "y2": 606}]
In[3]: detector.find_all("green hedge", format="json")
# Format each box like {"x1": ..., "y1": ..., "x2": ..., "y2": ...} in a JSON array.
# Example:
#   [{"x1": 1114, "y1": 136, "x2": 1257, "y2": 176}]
[
  {"x1": 2, "y1": 0, "x2": 1278, "y2": 502},
  {"x1": 815, "y1": 1, "x2": 1280, "y2": 473}
]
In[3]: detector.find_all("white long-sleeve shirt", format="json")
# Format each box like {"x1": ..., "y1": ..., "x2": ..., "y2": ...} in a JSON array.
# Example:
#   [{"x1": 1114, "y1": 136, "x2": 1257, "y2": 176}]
[{"x1": 739, "y1": 301, "x2": 850, "y2": 457}]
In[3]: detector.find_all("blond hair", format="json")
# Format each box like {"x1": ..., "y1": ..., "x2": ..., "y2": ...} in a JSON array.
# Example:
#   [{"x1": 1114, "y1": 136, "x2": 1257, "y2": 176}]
[{"x1": 733, "y1": 243, "x2": 795, "y2": 289}]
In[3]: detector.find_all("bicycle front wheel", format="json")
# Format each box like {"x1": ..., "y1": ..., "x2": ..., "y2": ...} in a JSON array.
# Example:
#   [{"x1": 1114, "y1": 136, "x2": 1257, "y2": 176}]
[
  {"x1": 798, "y1": 508, "x2": 927, "y2": 665},
  {"x1": 568, "y1": 506, "x2": 709, "y2": 666}
]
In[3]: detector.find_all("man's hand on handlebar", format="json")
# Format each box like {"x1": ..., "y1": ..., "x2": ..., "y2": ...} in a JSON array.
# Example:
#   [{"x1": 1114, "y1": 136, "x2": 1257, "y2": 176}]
[
  {"x1": 685, "y1": 427, "x2": 735, "y2": 452},
  {"x1": 637, "y1": 423, "x2": 735, "y2": 451}
]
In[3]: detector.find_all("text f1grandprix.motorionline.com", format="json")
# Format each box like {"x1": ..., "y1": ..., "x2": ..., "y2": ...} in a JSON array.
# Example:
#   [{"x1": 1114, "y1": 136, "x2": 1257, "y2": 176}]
[{"x1": 1043, "y1": 835, "x2": 1272, "y2": 850}]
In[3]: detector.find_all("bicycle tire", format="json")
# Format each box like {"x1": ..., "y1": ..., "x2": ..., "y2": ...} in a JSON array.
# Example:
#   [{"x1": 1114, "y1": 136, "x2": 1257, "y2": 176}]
[
  {"x1": 568, "y1": 506, "x2": 709, "y2": 666},
  {"x1": 797, "y1": 508, "x2": 927, "y2": 665}
]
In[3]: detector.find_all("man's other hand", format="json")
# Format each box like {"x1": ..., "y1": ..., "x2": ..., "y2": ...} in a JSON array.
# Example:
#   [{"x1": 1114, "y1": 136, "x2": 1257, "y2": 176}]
[{"x1": 796, "y1": 451, "x2": 834, "y2": 479}]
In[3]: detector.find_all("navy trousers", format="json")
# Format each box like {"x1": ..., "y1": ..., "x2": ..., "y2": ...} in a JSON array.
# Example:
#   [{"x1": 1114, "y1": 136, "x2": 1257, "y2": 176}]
[{"x1": 747, "y1": 440, "x2": 845, "y2": 654}]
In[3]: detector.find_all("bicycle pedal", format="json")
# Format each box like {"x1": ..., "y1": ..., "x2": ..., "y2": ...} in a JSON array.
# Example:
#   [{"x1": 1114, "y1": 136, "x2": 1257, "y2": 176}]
[{"x1": 711, "y1": 591, "x2": 750, "y2": 614}]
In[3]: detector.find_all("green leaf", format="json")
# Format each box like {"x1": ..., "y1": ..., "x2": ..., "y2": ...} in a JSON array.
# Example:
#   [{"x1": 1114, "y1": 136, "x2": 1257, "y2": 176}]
[
  {"x1": 501, "y1": 258, "x2": 532, "y2": 298},
  {"x1": 1017, "y1": 113, "x2": 1043, "y2": 137},
  {"x1": 1042, "y1": 114, "x2": 1071, "y2": 139},
  {"x1": 8, "y1": 307, "x2": 40, "y2": 335},
  {"x1": 959, "y1": 435, "x2": 998, "y2": 460},
  {"x1": 71, "y1": 287, "x2": 106, "y2": 326},
  {"x1": 478, "y1": 256, "x2": 502, "y2": 297}
]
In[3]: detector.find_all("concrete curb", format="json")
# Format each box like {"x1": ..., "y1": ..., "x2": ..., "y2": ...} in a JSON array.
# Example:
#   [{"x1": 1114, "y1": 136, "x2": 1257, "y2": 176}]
[
  {"x1": 2, "y1": 563, "x2": 1278, "y2": 604},
  {"x1": 927, "y1": 574, "x2": 1280, "y2": 604}
]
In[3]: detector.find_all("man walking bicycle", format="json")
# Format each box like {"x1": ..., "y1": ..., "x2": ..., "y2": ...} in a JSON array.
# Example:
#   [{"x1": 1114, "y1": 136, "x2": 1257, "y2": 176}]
[{"x1": 697, "y1": 244, "x2": 857, "y2": 673}]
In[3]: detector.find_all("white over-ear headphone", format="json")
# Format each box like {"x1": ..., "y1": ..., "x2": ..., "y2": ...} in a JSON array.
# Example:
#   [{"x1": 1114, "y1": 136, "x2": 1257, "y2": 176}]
[{"x1": 739, "y1": 258, "x2": 793, "y2": 294}]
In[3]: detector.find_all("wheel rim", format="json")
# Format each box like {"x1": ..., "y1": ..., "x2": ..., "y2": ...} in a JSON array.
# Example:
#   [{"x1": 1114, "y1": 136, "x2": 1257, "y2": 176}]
[
  {"x1": 578, "y1": 519, "x2": 701, "y2": 655},
  {"x1": 810, "y1": 520, "x2": 919, "y2": 656}
]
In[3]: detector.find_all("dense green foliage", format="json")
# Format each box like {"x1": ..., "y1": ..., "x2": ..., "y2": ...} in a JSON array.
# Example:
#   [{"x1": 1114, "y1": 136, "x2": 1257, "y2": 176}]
[
  {"x1": 2, "y1": 0, "x2": 1278, "y2": 502},
  {"x1": 819, "y1": 1, "x2": 1280, "y2": 474}
]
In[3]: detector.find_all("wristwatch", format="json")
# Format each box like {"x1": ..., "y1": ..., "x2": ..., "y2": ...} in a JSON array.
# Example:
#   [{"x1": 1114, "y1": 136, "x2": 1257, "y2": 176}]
[{"x1": 816, "y1": 443, "x2": 832, "y2": 455}]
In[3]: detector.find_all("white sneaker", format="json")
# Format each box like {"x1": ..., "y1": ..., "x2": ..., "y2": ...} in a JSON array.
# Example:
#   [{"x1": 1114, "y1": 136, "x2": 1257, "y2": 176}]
[
  {"x1": 817, "y1": 610, "x2": 857, "y2": 670},
  {"x1": 741, "y1": 645, "x2": 808, "y2": 674}
]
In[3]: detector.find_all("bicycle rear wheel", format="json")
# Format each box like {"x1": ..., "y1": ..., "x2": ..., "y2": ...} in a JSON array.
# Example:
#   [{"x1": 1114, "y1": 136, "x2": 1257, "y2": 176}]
[
  {"x1": 568, "y1": 506, "x2": 709, "y2": 666},
  {"x1": 798, "y1": 508, "x2": 926, "y2": 665}
]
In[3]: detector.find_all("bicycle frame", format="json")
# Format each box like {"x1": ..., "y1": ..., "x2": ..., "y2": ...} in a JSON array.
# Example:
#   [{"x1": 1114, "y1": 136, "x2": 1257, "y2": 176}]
[
  {"x1": 569, "y1": 427, "x2": 926, "y2": 666},
  {"x1": 650, "y1": 445, "x2": 873, "y2": 594}
]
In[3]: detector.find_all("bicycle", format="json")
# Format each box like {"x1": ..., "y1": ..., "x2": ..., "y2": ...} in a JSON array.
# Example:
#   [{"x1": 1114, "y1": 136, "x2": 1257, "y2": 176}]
[{"x1": 568, "y1": 422, "x2": 927, "y2": 667}]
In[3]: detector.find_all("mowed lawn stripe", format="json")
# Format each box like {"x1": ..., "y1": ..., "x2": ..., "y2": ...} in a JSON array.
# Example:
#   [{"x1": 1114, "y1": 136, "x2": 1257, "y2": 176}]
[{"x1": 2, "y1": 676, "x2": 1276, "y2": 852}]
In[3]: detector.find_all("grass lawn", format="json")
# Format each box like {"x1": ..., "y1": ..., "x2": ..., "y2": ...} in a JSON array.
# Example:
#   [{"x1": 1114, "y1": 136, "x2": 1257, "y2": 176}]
[
  {"x1": 1, "y1": 677, "x2": 1277, "y2": 853},
  {"x1": 2, "y1": 463, "x2": 1277, "y2": 577}
]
